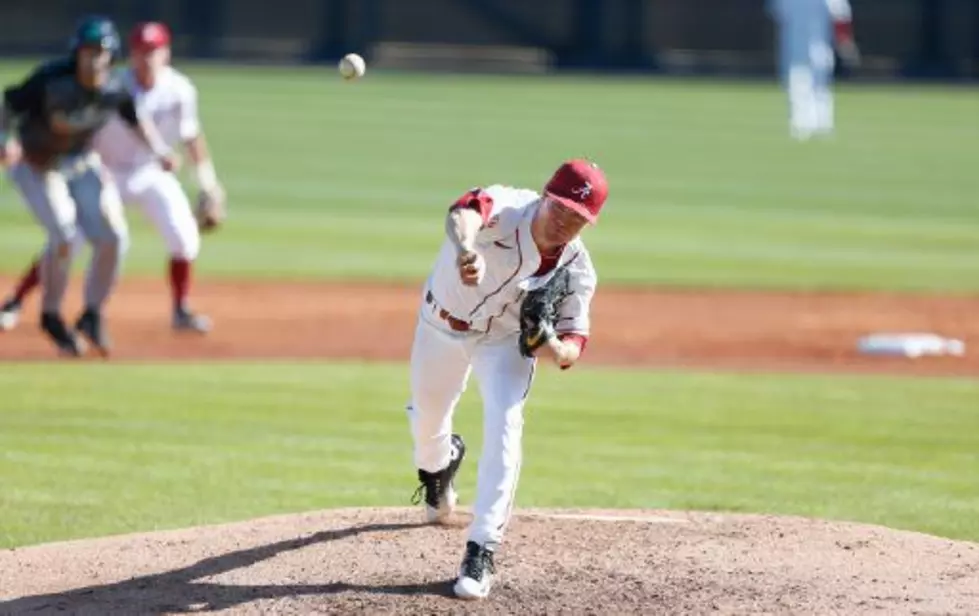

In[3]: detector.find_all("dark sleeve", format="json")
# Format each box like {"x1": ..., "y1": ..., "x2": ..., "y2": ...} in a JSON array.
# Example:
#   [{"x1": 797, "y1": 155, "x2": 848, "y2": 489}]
[
  {"x1": 3, "y1": 73, "x2": 46, "y2": 116},
  {"x1": 117, "y1": 93, "x2": 140, "y2": 128}
]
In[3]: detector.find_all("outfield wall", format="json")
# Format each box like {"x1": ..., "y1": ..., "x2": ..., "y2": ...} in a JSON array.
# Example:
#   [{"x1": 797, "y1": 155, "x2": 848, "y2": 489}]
[{"x1": 0, "y1": 0, "x2": 976, "y2": 80}]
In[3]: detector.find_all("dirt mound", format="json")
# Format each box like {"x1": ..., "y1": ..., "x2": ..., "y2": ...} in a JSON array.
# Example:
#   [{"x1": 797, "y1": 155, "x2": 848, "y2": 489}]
[
  {"x1": 1, "y1": 277, "x2": 977, "y2": 375},
  {"x1": 1, "y1": 507, "x2": 976, "y2": 614}
]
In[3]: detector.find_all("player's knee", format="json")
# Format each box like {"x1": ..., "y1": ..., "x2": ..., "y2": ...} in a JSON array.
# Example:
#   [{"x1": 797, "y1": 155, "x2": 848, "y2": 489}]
[
  {"x1": 411, "y1": 393, "x2": 440, "y2": 417},
  {"x1": 483, "y1": 399, "x2": 526, "y2": 435},
  {"x1": 97, "y1": 225, "x2": 130, "y2": 256},
  {"x1": 167, "y1": 225, "x2": 200, "y2": 261},
  {"x1": 175, "y1": 237, "x2": 200, "y2": 261},
  {"x1": 412, "y1": 389, "x2": 456, "y2": 419},
  {"x1": 52, "y1": 240, "x2": 73, "y2": 261},
  {"x1": 71, "y1": 232, "x2": 88, "y2": 251},
  {"x1": 49, "y1": 226, "x2": 79, "y2": 259}
]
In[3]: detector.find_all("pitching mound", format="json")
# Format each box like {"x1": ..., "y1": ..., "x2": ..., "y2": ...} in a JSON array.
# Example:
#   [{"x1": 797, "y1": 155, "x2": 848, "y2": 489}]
[{"x1": 1, "y1": 508, "x2": 977, "y2": 614}]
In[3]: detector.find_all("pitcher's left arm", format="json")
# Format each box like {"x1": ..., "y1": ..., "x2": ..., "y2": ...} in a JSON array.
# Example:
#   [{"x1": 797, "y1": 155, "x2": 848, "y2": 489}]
[{"x1": 537, "y1": 248, "x2": 597, "y2": 369}]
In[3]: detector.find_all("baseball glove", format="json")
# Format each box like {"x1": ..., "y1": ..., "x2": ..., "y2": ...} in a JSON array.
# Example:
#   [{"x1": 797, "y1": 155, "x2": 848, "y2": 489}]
[
  {"x1": 195, "y1": 186, "x2": 226, "y2": 232},
  {"x1": 518, "y1": 266, "x2": 573, "y2": 358}
]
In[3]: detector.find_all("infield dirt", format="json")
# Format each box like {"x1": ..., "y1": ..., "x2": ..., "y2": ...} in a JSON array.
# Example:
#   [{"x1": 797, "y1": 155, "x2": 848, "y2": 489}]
[
  {"x1": 2, "y1": 277, "x2": 977, "y2": 614},
  {"x1": 1, "y1": 276, "x2": 976, "y2": 375}
]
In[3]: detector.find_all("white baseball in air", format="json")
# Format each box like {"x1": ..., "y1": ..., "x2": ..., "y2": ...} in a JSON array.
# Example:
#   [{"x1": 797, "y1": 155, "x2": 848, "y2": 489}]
[{"x1": 338, "y1": 53, "x2": 366, "y2": 80}]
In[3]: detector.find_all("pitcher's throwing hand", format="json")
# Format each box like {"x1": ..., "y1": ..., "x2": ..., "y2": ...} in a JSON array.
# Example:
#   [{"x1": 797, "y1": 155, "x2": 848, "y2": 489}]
[{"x1": 456, "y1": 249, "x2": 485, "y2": 286}]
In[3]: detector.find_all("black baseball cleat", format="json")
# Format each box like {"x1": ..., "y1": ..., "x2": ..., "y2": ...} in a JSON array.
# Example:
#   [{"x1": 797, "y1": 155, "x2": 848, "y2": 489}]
[
  {"x1": 75, "y1": 309, "x2": 110, "y2": 357},
  {"x1": 412, "y1": 433, "x2": 466, "y2": 524},
  {"x1": 40, "y1": 312, "x2": 85, "y2": 357},
  {"x1": 453, "y1": 541, "x2": 496, "y2": 600}
]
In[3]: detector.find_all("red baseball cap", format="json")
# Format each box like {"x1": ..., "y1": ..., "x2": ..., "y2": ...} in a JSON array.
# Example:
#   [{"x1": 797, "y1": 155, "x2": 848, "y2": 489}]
[
  {"x1": 129, "y1": 22, "x2": 171, "y2": 52},
  {"x1": 543, "y1": 158, "x2": 608, "y2": 224}
]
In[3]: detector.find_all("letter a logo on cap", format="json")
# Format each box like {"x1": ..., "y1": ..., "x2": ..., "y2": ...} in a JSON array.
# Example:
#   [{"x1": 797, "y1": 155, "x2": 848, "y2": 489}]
[
  {"x1": 572, "y1": 182, "x2": 592, "y2": 199},
  {"x1": 544, "y1": 159, "x2": 608, "y2": 224}
]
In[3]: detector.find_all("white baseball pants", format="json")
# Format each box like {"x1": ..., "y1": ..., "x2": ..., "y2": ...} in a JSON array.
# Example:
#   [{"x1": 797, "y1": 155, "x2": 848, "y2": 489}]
[
  {"x1": 8, "y1": 154, "x2": 129, "y2": 313},
  {"x1": 59, "y1": 164, "x2": 201, "y2": 261},
  {"x1": 407, "y1": 301, "x2": 536, "y2": 548},
  {"x1": 771, "y1": 0, "x2": 837, "y2": 137},
  {"x1": 112, "y1": 165, "x2": 200, "y2": 261}
]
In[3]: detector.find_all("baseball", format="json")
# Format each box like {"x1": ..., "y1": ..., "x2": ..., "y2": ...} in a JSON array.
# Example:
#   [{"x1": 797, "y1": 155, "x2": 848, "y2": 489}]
[{"x1": 338, "y1": 53, "x2": 366, "y2": 80}]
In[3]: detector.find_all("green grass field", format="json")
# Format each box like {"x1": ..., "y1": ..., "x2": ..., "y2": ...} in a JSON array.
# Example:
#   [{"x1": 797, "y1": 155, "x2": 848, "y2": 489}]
[
  {"x1": 1, "y1": 63, "x2": 977, "y2": 290},
  {"x1": 0, "y1": 63, "x2": 976, "y2": 549},
  {"x1": 1, "y1": 363, "x2": 977, "y2": 548}
]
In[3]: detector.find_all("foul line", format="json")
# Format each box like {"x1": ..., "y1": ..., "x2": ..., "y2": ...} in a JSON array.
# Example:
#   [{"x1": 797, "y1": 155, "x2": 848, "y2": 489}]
[{"x1": 517, "y1": 512, "x2": 690, "y2": 524}]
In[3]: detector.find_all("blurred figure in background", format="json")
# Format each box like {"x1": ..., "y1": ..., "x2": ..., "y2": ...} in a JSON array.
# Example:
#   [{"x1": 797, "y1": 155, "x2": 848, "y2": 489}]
[
  {"x1": 0, "y1": 16, "x2": 177, "y2": 356},
  {"x1": 0, "y1": 21, "x2": 225, "y2": 336},
  {"x1": 768, "y1": 0, "x2": 860, "y2": 140}
]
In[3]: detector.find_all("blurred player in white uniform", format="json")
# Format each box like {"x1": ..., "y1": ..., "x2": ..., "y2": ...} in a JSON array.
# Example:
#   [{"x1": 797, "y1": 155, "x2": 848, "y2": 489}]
[
  {"x1": 407, "y1": 159, "x2": 605, "y2": 600},
  {"x1": 0, "y1": 21, "x2": 225, "y2": 334},
  {"x1": 767, "y1": 0, "x2": 860, "y2": 140}
]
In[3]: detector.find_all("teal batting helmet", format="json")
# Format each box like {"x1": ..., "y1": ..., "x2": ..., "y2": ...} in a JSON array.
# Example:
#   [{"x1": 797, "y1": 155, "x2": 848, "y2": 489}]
[{"x1": 69, "y1": 15, "x2": 121, "y2": 58}]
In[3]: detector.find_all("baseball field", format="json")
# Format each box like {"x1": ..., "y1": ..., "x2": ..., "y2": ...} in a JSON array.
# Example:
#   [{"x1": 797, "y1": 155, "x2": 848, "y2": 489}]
[{"x1": 0, "y1": 62, "x2": 977, "y2": 613}]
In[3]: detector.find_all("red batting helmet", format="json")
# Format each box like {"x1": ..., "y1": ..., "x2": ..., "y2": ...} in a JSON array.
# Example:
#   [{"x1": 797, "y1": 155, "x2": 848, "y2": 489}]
[{"x1": 129, "y1": 21, "x2": 171, "y2": 53}]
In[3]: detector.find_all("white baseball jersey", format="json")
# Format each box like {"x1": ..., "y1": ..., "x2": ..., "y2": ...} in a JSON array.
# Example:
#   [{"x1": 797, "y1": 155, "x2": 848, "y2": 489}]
[
  {"x1": 92, "y1": 66, "x2": 201, "y2": 171},
  {"x1": 91, "y1": 66, "x2": 205, "y2": 261},
  {"x1": 425, "y1": 184, "x2": 597, "y2": 342},
  {"x1": 407, "y1": 182, "x2": 600, "y2": 551}
]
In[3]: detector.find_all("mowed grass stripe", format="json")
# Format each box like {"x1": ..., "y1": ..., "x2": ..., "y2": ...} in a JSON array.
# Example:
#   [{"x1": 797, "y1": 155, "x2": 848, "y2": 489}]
[{"x1": 0, "y1": 362, "x2": 976, "y2": 548}]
